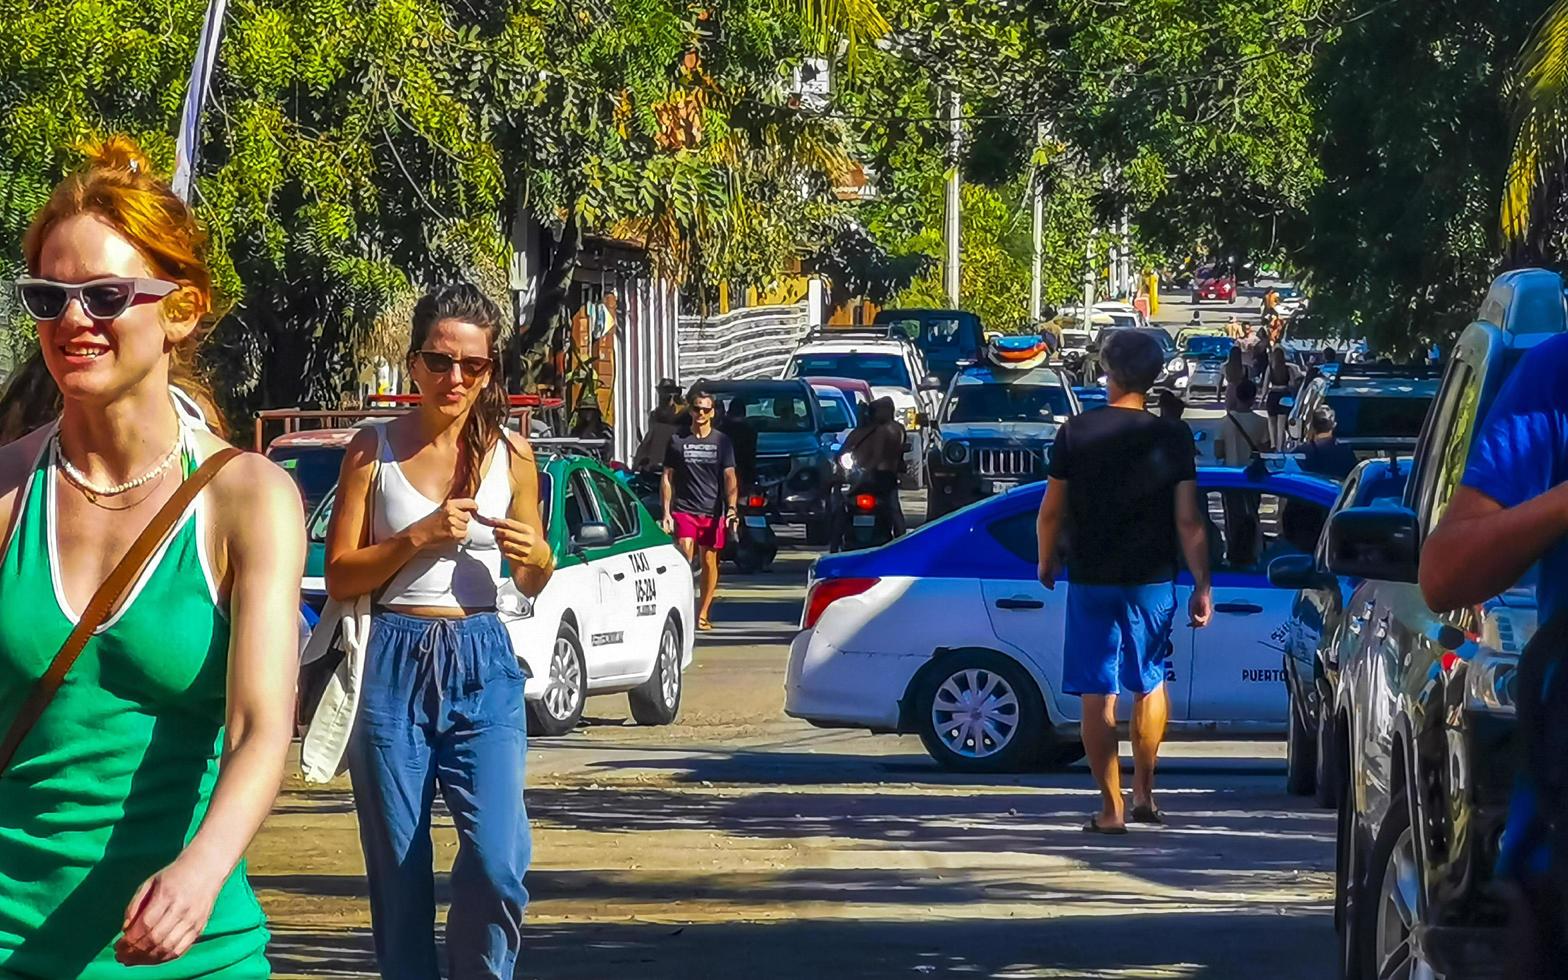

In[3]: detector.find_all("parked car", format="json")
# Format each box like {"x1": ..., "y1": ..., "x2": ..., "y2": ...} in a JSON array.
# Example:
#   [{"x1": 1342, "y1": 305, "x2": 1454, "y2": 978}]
[
  {"x1": 1273, "y1": 284, "x2": 1308, "y2": 319},
  {"x1": 924, "y1": 364, "x2": 1079, "y2": 520},
  {"x1": 1091, "y1": 327, "x2": 1184, "y2": 391},
  {"x1": 1177, "y1": 334, "x2": 1235, "y2": 401},
  {"x1": 302, "y1": 451, "x2": 696, "y2": 735},
  {"x1": 871, "y1": 308, "x2": 985, "y2": 386},
  {"x1": 1191, "y1": 266, "x2": 1237, "y2": 303},
  {"x1": 696, "y1": 378, "x2": 836, "y2": 545},
  {"x1": 1092, "y1": 301, "x2": 1146, "y2": 329},
  {"x1": 784, "y1": 330, "x2": 942, "y2": 490},
  {"x1": 1269, "y1": 455, "x2": 1410, "y2": 806},
  {"x1": 1327, "y1": 267, "x2": 1564, "y2": 979},
  {"x1": 807, "y1": 376, "x2": 874, "y2": 444},
  {"x1": 266, "y1": 428, "x2": 358, "y2": 515},
  {"x1": 785, "y1": 467, "x2": 1338, "y2": 772},
  {"x1": 1284, "y1": 362, "x2": 1441, "y2": 454}
]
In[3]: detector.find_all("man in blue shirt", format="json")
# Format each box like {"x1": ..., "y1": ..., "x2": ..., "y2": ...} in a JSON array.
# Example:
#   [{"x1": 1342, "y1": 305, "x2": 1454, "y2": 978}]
[
  {"x1": 1421, "y1": 331, "x2": 1568, "y2": 967},
  {"x1": 1422, "y1": 333, "x2": 1568, "y2": 625}
]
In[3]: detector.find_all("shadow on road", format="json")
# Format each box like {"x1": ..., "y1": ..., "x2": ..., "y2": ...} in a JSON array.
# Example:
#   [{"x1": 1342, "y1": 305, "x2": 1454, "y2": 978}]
[{"x1": 268, "y1": 908, "x2": 1332, "y2": 979}]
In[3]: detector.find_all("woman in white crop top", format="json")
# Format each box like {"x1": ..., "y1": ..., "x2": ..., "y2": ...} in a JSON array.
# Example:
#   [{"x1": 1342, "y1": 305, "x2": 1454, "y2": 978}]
[{"x1": 323, "y1": 283, "x2": 551, "y2": 980}]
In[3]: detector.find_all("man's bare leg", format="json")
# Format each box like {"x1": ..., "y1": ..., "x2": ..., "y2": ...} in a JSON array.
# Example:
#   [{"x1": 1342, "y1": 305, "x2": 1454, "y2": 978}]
[
  {"x1": 696, "y1": 545, "x2": 721, "y2": 623},
  {"x1": 1080, "y1": 693, "x2": 1124, "y2": 828},
  {"x1": 1130, "y1": 684, "x2": 1169, "y2": 813},
  {"x1": 676, "y1": 537, "x2": 697, "y2": 563}
]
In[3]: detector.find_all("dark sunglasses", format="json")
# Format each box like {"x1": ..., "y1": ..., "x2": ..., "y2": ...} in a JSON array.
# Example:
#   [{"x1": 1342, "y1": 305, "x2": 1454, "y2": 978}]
[
  {"x1": 692, "y1": 404, "x2": 715, "y2": 414},
  {"x1": 412, "y1": 349, "x2": 495, "y2": 378},
  {"x1": 16, "y1": 277, "x2": 179, "y2": 321}
]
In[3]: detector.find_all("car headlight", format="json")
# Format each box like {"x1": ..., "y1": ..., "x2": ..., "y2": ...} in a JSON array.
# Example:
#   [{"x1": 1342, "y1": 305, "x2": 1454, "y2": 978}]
[
  {"x1": 839, "y1": 452, "x2": 857, "y2": 470},
  {"x1": 1465, "y1": 645, "x2": 1519, "y2": 716},
  {"x1": 1166, "y1": 356, "x2": 1187, "y2": 374},
  {"x1": 943, "y1": 441, "x2": 968, "y2": 465}
]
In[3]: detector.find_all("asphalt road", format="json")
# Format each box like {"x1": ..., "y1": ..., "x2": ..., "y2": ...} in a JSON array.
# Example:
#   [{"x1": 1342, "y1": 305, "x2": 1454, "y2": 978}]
[{"x1": 254, "y1": 530, "x2": 1336, "y2": 978}]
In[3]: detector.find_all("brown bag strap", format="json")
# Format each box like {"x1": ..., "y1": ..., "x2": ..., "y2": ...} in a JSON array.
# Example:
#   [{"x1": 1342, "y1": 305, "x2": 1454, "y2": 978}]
[{"x1": 0, "y1": 446, "x2": 242, "y2": 776}]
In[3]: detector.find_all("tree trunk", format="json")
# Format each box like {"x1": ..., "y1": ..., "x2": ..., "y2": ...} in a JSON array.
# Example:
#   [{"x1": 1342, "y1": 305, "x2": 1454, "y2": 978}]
[{"x1": 508, "y1": 210, "x2": 581, "y2": 391}]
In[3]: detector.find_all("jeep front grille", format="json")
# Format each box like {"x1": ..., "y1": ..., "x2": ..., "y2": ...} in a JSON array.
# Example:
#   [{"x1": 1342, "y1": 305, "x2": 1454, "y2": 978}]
[{"x1": 976, "y1": 448, "x2": 1042, "y2": 477}]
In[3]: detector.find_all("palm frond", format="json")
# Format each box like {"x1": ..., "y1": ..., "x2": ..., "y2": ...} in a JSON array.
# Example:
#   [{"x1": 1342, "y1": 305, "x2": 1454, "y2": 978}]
[
  {"x1": 800, "y1": 0, "x2": 890, "y2": 68},
  {"x1": 1503, "y1": 0, "x2": 1568, "y2": 242}
]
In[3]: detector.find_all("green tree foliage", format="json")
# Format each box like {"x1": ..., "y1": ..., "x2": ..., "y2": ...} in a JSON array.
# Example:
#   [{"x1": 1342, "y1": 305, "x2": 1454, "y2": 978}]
[
  {"x1": 1300, "y1": 0, "x2": 1551, "y2": 352},
  {"x1": 0, "y1": 0, "x2": 862, "y2": 419}
]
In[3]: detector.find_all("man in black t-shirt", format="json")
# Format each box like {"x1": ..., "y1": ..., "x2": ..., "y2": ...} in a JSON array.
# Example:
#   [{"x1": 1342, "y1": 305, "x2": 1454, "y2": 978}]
[
  {"x1": 1036, "y1": 329, "x2": 1214, "y2": 834},
  {"x1": 662, "y1": 389, "x2": 738, "y2": 630}
]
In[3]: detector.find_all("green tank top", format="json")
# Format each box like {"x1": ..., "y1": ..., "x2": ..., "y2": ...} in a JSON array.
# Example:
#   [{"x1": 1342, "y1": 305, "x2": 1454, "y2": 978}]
[{"x1": 0, "y1": 436, "x2": 268, "y2": 978}]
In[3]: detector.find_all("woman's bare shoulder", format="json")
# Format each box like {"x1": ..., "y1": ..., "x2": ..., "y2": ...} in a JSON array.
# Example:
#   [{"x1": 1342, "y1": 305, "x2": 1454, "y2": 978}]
[{"x1": 194, "y1": 431, "x2": 305, "y2": 523}]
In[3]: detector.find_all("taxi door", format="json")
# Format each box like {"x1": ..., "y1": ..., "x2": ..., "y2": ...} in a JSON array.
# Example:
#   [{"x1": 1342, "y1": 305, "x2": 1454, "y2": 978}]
[
  {"x1": 1186, "y1": 487, "x2": 1321, "y2": 722},
  {"x1": 561, "y1": 469, "x2": 628, "y2": 683},
  {"x1": 976, "y1": 507, "x2": 1196, "y2": 724}
]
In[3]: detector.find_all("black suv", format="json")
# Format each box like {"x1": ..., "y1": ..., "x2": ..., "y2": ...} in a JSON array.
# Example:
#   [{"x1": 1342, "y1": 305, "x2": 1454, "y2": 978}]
[
  {"x1": 697, "y1": 379, "x2": 836, "y2": 544},
  {"x1": 1326, "y1": 268, "x2": 1562, "y2": 979},
  {"x1": 1284, "y1": 362, "x2": 1441, "y2": 454}
]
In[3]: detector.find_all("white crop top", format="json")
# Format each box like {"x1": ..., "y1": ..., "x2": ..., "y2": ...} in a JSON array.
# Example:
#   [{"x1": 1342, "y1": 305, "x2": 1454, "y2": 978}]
[{"x1": 370, "y1": 424, "x2": 514, "y2": 609}]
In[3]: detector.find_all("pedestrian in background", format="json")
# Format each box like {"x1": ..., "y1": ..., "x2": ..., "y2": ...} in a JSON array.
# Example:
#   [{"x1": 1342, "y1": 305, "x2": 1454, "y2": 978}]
[
  {"x1": 1222, "y1": 346, "x2": 1249, "y2": 409},
  {"x1": 0, "y1": 137, "x2": 303, "y2": 977},
  {"x1": 1296, "y1": 405, "x2": 1358, "y2": 480},
  {"x1": 1265, "y1": 346, "x2": 1302, "y2": 450},
  {"x1": 1035, "y1": 329, "x2": 1214, "y2": 833},
  {"x1": 662, "y1": 388, "x2": 738, "y2": 631},
  {"x1": 719, "y1": 399, "x2": 758, "y2": 494},
  {"x1": 1215, "y1": 380, "x2": 1270, "y2": 565},
  {"x1": 325, "y1": 283, "x2": 552, "y2": 980}
]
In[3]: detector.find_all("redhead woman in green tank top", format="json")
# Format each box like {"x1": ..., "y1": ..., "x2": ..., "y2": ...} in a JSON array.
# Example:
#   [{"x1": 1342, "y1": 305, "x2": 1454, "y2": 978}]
[{"x1": 0, "y1": 138, "x2": 304, "y2": 977}]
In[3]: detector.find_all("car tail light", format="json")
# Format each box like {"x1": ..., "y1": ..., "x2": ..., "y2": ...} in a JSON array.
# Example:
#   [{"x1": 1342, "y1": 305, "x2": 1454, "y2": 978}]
[
  {"x1": 746, "y1": 494, "x2": 766, "y2": 508},
  {"x1": 803, "y1": 577, "x2": 880, "y2": 629},
  {"x1": 854, "y1": 493, "x2": 877, "y2": 512}
]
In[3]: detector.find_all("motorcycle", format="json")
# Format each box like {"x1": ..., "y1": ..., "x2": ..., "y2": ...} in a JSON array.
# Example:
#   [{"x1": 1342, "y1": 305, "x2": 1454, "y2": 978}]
[
  {"x1": 832, "y1": 453, "x2": 898, "y2": 552},
  {"x1": 722, "y1": 488, "x2": 778, "y2": 573}
]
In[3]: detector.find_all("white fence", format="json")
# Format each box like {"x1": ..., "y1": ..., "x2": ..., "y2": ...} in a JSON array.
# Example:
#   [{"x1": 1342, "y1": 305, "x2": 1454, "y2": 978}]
[{"x1": 677, "y1": 302, "x2": 813, "y2": 386}]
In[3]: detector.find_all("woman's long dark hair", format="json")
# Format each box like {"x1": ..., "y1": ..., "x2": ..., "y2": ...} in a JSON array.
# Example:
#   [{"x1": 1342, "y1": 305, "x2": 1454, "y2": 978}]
[{"x1": 409, "y1": 283, "x2": 506, "y2": 497}]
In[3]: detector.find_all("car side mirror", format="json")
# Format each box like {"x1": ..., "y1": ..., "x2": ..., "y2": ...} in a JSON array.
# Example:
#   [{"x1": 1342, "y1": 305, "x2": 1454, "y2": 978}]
[
  {"x1": 1267, "y1": 553, "x2": 1333, "y2": 590},
  {"x1": 571, "y1": 522, "x2": 614, "y2": 551},
  {"x1": 920, "y1": 374, "x2": 943, "y2": 391},
  {"x1": 1327, "y1": 506, "x2": 1419, "y2": 583}
]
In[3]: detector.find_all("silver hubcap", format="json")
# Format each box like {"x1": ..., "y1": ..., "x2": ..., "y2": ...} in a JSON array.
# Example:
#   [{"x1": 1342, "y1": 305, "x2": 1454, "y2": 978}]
[
  {"x1": 659, "y1": 627, "x2": 680, "y2": 708},
  {"x1": 1375, "y1": 827, "x2": 1439, "y2": 980},
  {"x1": 931, "y1": 668, "x2": 1019, "y2": 759},
  {"x1": 545, "y1": 636, "x2": 583, "y2": 721}
]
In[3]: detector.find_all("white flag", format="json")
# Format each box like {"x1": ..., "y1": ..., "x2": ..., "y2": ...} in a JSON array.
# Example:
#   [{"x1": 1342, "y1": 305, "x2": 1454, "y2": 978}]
[{"x1": 171, "y1": 0, "x2": 230, "y2": 204}]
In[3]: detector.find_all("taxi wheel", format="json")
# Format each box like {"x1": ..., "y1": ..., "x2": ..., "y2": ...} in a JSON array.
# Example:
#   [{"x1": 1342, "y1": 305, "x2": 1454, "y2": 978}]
[
  {"x1": 527, "y1": 621, "x2": 586, "y2": 737},
  {"x1": 629, "y1": 616, "x2": 683, "y2": 726},
  {"x1": 915, "y1": 651, "x2": 1043, "y2": 773}
]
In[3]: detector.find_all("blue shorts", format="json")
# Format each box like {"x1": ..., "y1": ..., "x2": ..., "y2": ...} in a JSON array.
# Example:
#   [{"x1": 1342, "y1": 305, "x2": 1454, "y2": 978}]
[{"x1": 1063, "y1": 582, "x2": 1177, "y2": 696}]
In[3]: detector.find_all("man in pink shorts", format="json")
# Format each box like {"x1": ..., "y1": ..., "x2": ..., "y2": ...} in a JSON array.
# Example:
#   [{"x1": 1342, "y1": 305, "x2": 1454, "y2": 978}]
[{"x1": 661, "y1": 388, "x2": 738, "y2": 630}]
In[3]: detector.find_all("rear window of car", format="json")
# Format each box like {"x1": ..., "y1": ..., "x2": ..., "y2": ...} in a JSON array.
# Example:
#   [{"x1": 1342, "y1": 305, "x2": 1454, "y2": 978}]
[
  {"x1": 789, "y1": 353, "x2": 912, "y2": 389},
  {"x1": 1326, "y1": 393, "x2": 1432, "y2": 439}
]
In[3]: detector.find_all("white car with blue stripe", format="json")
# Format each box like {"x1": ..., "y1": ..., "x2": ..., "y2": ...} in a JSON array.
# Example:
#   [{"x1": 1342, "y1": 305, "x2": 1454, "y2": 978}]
[{"x1": 784, "y1": 467, "x2": 1341, "y2": 771}]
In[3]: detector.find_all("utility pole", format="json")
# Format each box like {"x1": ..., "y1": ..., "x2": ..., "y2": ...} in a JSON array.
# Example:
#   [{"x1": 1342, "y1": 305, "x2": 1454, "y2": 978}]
[
  {"x1": 171, "y1": 0, "x2": 230, "y2": 204},
  {"x1": 1082, "y1": 232, "x2": 1096, "y2": 313},
  {"x1": 1028, "y1": 123, "x2": 1045, "y2": 323},
  {"x1": 944, "y1": 86, "x2": 961, "y2": 307}
]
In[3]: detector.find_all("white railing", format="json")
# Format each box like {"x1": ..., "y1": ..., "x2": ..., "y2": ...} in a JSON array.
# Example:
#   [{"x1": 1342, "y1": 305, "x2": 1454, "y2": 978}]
[{"x1": 677, "y1": 302, "x2": 812, "y2": 385}]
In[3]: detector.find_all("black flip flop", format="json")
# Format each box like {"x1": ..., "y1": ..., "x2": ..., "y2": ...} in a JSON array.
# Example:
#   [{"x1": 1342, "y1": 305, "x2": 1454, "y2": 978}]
[
  {"x1": 1130, "y1": 804, "x2": 1166, "y2": 825},
  {"x1": 1082, "y1": 816, "x2": 1129, "y2": 835}
]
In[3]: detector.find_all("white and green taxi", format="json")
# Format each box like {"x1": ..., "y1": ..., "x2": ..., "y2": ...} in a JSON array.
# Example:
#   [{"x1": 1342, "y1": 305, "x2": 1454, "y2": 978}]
[{"x1": 301, "y1": 451, "x2": 696, "y2": 735}]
